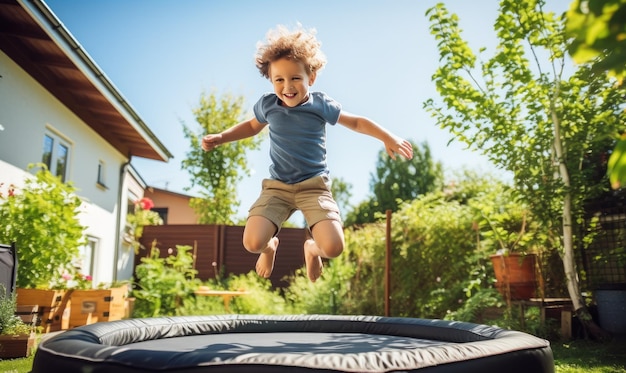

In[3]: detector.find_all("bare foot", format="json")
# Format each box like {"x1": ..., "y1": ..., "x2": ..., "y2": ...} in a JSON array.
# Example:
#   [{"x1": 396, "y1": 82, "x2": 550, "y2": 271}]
[
  {"x1": 304, "y1": 239, "x2": 323, "y2": 282},
  {"x1": 255, "y1": 237, "x2": 278, "y2": 278}
]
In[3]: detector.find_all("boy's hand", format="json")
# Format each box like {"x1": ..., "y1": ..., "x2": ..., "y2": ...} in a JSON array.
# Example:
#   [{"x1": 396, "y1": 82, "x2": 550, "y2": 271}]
[
  {"x1": 386, "y1": 138, "x2": 414, "y2": 160},
  {"x1": 202, "y1": 134, "x2": 222, "y2": 151}
]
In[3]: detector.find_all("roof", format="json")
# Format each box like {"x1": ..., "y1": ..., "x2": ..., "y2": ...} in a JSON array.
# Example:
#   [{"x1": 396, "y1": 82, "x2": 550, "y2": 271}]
[
  {"x1": 146, "y1": 186, "x2": 197, "y2": 199},
  {"x1": 0, "y1": 0, "x2": 172, "y2": 162}
]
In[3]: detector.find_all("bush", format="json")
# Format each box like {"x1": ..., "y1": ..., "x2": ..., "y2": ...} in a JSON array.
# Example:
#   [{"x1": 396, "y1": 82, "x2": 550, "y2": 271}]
[
  {"x1": 221, "y1": 272, "x2": 289, "y2": 315},
  {"x1": 390, "y1": 193, "x2": 476, "y2": 318},
  {"x1": 132, "y1": 243, "x2": 201, "y2": 317},
  {"x1": 0, "y1": 164, "x2": 85, "y2": 288},
  {"x1": 0, "y1": 286, "x2": 32, "y2": 336},
  {"x1": 282, "y1": 222, "x2": 388, "y2": 315}
]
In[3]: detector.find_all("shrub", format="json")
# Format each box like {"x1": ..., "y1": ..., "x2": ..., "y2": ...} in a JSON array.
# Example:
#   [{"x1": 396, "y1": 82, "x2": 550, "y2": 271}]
[
  {"x1": 132, "y1": 243, "x2": 201, "y2": 317},
  {"x1": 222, "y1": 272, "x2": 289, "y2": 315},
  {"x1": 0, "y1": 164, "x2": 85, "y2": 288},
  {"x1": 0, "y1": 286, "x2": 32, "y2": 336}
]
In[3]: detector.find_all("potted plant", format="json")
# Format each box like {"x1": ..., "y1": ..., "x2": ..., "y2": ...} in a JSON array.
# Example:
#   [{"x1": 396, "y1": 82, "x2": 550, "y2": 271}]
[
  {"x1": 0, "y1": 287, "x2": 36, "y2": 358},
  {"x1": 471, "y1": 186, "x2": 541, "y2": 302}
]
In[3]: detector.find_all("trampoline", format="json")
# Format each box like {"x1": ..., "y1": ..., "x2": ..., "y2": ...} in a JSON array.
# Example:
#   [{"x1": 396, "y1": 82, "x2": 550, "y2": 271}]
[{"x1": 32, "y1": 314, "x2": 554, "y2": 372}]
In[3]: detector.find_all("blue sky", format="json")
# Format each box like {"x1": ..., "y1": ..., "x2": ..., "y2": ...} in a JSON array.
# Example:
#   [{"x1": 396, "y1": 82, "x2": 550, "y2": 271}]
[{"x1": 45, "y1": 0, "x2": 572, "y2": 222}]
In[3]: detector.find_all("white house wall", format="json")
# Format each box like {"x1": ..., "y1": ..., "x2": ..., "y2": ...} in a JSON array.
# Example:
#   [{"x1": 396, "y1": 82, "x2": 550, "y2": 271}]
[{"x1": 0, "y1": 49, "x2": 133, "y2": 286}]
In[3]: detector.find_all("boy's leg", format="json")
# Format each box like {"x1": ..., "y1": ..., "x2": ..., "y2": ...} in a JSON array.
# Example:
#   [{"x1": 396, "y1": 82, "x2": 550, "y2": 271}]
[
  {"x1": 243, "y1": 215, "x2": 279, "y2": 278},
  {"x1": 304, "y1": 219, "x2": 345, "y2": 282},
  {"x1": 245, "y1": 178, "x2": 296, "y2": 279},
  {"x1": 296, "y1": 175, "x2": 345, "y2": 282}
]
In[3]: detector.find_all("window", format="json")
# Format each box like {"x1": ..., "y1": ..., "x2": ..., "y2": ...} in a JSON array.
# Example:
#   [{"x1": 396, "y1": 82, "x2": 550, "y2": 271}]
[
  {"x1": 127, "y1": 197, "x2": 136, "y2": 215},
  {"x1": 97, "y1": 160, "x2": 107, "y2": 188},
  {"x1": 42, "y1": 132, "x2": 71, "y2": 182},
  {"x1": 153, "y1": 207, "x2": 168, "y2": 224},
  {"x1": 42, "y1": 135, "x2": 52, "y2": 168},
  {"x1": 77, "y1": 237, "x2": 98, "y2": 277}
]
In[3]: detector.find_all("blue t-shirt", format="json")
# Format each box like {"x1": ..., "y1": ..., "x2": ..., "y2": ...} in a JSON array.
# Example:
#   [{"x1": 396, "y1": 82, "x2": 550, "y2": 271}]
[{"x1": 253, "y1": 92, "x2": 342, "y2": 184}]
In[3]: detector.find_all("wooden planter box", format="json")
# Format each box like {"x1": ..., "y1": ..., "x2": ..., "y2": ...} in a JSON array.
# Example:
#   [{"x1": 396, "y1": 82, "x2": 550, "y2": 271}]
[
  {"x1": 16, "y1": 288, "x2": 71, "y2": 332},
  {"x1": 68, "y1": 287, "x2": 127, "y2": 328},
  {"x1": 0, "y1": 333, "x2": 36, "y2": 358}
]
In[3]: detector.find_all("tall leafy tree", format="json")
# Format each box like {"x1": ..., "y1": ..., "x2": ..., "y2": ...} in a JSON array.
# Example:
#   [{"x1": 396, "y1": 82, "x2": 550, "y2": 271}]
[
  {"x1": 372, "y1": 140, "x2": 442, "y2": 212},
  {"x1": 330, "y1": 176, "x2": 352, "y2": 221},
  {"x1": 565, "y1": 0, "x2": 626, "y2": 189},
  {"x1": 566, "y1": 0, "x2": 626, "y2": 86},
  {"x1": 345, "y1": 141, "x2": 443, "y2": 225},
  {"x1": 425, "y1": 0, "x2": 623, "y2": 339},
  {"x1": 182, "y1": 92, "x2": 263, "y2": 224}
]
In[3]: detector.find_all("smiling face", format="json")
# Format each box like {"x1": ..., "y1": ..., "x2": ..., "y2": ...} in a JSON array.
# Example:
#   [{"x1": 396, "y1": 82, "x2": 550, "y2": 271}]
[{"x1": 269, "y1": 57, "x2": 317, "y2": 107}]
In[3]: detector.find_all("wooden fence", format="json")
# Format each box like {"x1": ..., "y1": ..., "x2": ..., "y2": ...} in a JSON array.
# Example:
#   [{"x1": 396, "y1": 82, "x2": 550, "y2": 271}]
[{"x1": 137, "y1": 225, "x2": 307, "y2": 288}]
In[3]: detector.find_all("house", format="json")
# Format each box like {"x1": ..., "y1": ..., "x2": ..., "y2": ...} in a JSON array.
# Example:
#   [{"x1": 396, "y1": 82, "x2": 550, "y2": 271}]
[
  {"x1": 0, "y1": 0, "x2": 172, "y2": 285},
  {"x1": 143, "y1": 187, "x2": 200, "y2": 225}
]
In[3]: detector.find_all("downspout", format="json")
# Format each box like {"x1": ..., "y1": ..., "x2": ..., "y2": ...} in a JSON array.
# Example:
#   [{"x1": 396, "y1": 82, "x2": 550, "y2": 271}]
[{"x1": 113, "y1": 159, "x2": 131, "y2": 282}]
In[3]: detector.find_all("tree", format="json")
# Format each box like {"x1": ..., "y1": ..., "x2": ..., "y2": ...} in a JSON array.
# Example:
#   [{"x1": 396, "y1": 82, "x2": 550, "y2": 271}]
[
  {"x1": 345, "y1": 141, "x2": 443, "y2": 225},
  {"x1": 181, "y1": 92, "x2": 263, "y2": 224},
  {"x1": 566, "y1": 0, "x2": 626, "y2": 86},
  {"x1": 425, "y1": 0, "x2": 623, "y2": 339},
  {"x1": 372, "y1": 140, "x2": 442, "y2": 212},
  {"x1": 565, "y1": 0, "x2": 626, "y2": 189},
  {"x1": 330, "y1": 176, "x2": 352, "y2": 220}
]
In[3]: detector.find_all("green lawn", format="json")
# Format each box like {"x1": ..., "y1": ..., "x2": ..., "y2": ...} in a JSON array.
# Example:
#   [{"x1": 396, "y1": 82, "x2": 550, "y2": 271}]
[
  {"x1": 1, "y1": 336, "x2": 625, "y2": 373},
  {"x1": 551, "y1": 338, "x2": 626, "y2": 373}
]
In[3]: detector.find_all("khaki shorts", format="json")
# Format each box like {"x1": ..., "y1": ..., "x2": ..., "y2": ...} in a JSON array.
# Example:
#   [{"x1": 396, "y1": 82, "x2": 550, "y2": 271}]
[{"x1": 248, "y1": 174, "x2": 342, "y2": 232}]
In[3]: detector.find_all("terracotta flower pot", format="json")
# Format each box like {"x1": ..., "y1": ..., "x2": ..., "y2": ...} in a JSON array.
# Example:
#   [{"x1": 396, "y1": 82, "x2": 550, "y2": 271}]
[{"x1": 490, "y1": 253, "x2": 538, "y2": 300}]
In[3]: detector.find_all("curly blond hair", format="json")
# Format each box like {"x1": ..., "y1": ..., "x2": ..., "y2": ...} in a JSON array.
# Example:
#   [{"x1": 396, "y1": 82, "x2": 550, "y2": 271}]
[{"x1": 255, "y1": 24, "x2": 327, "y2": 79}]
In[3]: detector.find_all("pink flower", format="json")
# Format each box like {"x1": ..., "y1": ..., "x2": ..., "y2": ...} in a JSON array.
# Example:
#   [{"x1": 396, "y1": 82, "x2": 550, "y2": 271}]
[
  {"x1": 0, "y1": 183, "x2": 16, "y2": 198},
  {"x1": 62, "y1": 273, "x2": 72, "y2": 281},
  {"x1": 136, "y1": 197, "x2": 154, "y2": 210}
]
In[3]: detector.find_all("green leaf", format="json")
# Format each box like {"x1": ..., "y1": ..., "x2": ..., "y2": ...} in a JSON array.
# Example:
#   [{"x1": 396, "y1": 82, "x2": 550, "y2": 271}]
[{"x1": 608, "y1": 136, "x2": 626, "y2": 189}]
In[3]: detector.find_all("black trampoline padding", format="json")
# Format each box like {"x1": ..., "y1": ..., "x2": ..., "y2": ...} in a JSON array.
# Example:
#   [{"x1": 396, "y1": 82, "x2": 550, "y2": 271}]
[{"x1": 31, "y1": 314, "x2": 554, "y2": 373}]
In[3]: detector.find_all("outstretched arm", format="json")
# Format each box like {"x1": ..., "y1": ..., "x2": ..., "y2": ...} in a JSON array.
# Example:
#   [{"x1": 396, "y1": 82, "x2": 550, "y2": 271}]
[
  {"x1": 337, "y1": 111, "x2": 413, "y2": 160},
  {"x1": 202, "y1": 117, "x2": 266, "y2": 151}
]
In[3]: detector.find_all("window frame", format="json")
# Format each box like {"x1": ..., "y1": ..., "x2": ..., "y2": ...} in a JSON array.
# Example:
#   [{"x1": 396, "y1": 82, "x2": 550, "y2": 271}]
[
  {"x1": 77, "y1": 236, "x2": 98, "y2": 278},
  {"x1": 97, "y1": 160, "x2": 108, "y2": 189},
  {"x1": 42, "y1": 128, "x2": 73, "y2": 182}
]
